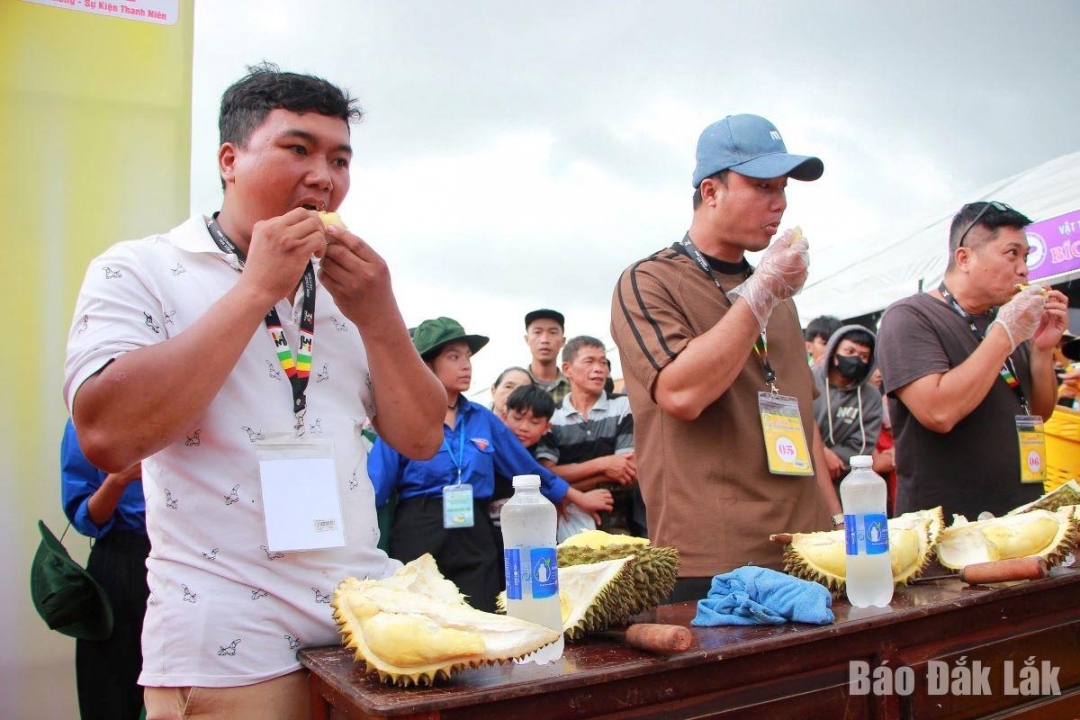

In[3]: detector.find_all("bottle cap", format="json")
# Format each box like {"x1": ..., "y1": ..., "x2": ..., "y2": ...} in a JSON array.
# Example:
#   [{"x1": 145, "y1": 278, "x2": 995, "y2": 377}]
[
  {"x1": 512, "y1": 474, "x2": 541, "y2": 488},
  {"x1": 850, "y1": 455, "x2": 873, "y2": 468}
]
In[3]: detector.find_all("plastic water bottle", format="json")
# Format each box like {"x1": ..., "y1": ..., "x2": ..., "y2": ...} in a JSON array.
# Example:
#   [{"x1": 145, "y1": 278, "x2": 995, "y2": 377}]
[
  {"x1": 840, "y1": 456, "x2": 893, "y2": 607},
  {"x1": 501, "y1": 474, "x2": 564, "y2": 663}
]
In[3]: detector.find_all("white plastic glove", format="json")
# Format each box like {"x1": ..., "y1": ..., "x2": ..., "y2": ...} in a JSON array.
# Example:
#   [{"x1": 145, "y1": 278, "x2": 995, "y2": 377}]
[
  {"x1": 728, "y1": 227, "x2": 810, "y2": 331},
  {"x1": 991, "y1": 284, "x2": 1047, "y2": 352}
]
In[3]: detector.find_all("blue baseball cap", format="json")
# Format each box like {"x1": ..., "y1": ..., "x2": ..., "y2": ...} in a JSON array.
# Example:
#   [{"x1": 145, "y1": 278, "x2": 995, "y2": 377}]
[{"x1": 693, "y1": 114, "x2": 824, "y2": 187}]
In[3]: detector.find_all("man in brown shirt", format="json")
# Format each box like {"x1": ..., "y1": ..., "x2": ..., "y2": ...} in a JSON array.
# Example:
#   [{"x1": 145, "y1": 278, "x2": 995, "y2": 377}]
[{"x1": 611, "y1": 114, "x2": 842, "y2": 602}]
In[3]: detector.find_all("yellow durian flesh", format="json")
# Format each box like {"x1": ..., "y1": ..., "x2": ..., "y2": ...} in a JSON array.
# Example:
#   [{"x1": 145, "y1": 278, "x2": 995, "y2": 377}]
[
  {"x1": 332, "y1": 556, "x2": 559, "y2": 686},
  {"x1": 317, "y1": 211, "x2": 347, "y2": 231},
  {"x1": 358, "y1": 611, "x2": 485, "y2": 667},
  {"x1": 559, "y1": 530, "x2": 649, "y2": 549},
  {"x1": 936, "y1": 508, "x2": 1077, "y2": 570}
]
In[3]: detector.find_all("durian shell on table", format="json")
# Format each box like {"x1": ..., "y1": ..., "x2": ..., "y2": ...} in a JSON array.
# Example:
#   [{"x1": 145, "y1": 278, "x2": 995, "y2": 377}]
[
  {"x1": 332, "y1": 554, "x2": 560, "y2": 686},
  {"x1": 770, "y1": 508, "x2": 944, "y2": 595},
  {"x1": 936, "y1": 507, "x2": 1078, "y2": 570},
  {"x1": 496, "y1": 556, "x2": 643, "y2": 640},
  {"x1": 1006, "y1": 480, "x2": 1080, "y2": 515},
  {"x1": 555, "y1": 530, "x2": 680, "y2": 613}
]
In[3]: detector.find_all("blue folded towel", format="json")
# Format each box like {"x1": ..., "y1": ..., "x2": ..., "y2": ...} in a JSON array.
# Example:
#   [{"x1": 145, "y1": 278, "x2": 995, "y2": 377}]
[{"x1": 691, "y1": 567, "x2": 834, "y2": 626}]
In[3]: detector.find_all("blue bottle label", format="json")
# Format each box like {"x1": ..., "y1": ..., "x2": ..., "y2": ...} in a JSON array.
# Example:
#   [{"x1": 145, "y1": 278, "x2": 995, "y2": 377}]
[
  {"x1": 504, "y1": 548, "x2": 522, "y2": 600},
  {"x1": 864, "y1": 514, "x2": 889, "y2": 555},
  {"x1": 529, "y1": 547, "x2": 559, "y2": 599},
  {"x1": 844, "y1": 513, "x2": 889, "y2": 556}
]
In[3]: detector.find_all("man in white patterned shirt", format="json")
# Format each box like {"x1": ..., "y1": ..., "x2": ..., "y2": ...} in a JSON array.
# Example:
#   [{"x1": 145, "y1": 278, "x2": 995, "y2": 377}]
[{"x1": 64, "y1": 64, "x2": 444, "y2": 719}]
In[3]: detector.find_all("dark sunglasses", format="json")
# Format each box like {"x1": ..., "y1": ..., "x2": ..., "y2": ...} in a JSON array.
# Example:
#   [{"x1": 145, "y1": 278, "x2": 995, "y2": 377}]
[{"x1": 955, "y1": 201, "x2": 1016, "y2": 248}]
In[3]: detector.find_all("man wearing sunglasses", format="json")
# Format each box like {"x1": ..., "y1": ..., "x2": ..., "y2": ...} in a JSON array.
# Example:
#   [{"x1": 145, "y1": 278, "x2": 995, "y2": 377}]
[{"x1": 876, "y1": 201, "x2": 1068, "y2": 521}]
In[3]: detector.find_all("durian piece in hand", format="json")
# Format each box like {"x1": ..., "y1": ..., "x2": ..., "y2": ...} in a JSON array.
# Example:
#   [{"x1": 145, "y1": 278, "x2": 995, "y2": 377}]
[{"x1": 317, "y1": 211, "x2": 347, "y2": 231}]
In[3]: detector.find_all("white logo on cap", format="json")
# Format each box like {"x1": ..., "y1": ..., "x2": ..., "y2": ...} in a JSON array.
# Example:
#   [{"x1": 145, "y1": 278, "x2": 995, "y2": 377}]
[{"x1": 770, "y1": 131, "x2": 782, "y2": 141}]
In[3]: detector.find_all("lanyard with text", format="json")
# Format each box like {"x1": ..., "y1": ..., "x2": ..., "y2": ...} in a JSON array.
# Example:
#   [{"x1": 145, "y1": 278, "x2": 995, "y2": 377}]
[
  {"x1": 207, "y1": 214, "x2": 316, "y2": 436},
  {"x1": 442, "y1": 412, "x2": 475, "y2": 528},
  {"x1": 680, "y1": 233, "x2": 812, "y2": 476},
  {"x1": 937, "y1": 283, "x2": 1028, "y2": 413},
  {"x1": 443, "y1": 413, "x2": 468, "y2": 484},
  {"x1": 680, "y1": 234, "x2": 777, "y2": 392}
]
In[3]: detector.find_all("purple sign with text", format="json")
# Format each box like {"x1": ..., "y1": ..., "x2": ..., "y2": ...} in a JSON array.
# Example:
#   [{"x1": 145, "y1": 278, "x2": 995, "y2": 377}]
[{"x1": 1026, "y1": 208, "x2": 1080, "y2": 282}]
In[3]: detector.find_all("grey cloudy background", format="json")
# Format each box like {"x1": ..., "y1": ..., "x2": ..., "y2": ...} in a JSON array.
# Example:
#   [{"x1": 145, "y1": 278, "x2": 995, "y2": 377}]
[{"x1": 191, "y1": 0, "x2": 1080, "y2": 399}]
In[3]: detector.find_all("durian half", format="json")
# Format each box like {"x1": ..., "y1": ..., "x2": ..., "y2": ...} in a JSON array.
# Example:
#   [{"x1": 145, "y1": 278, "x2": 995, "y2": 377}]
[
  {"x1": 771, "y1": 508, "x2": 943, "y2": 594},
  {"x1": 332, "y1": 555, "x2": 559, "y2": 686},
  {"x1": 936, "y1": 508, "x2": 1077, "y2": 570}
]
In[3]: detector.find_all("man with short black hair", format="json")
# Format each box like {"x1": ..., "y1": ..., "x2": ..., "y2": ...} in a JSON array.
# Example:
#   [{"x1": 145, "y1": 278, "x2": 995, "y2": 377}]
[
  {"x1": 812, "y1": 325, "x2": 883, "y2": 482},
  {"x1": 537, "y1": 336, "x2": 638, "y2": 534},
  {"x1": 65, "y1": 64, "x2": 445, "y2": 718},
  {"x1": 877, "y1": 200, "x2": 1068, "y2": 520},
  {"x1": 804, "y1": 315, "x2": 843, "y2": 367},
  {"x1": 524, "y1": 308, "x2": 571, "y2": 404},
  {"x1": 612, "y1": 114, "x2": 842, "y2": 601}
]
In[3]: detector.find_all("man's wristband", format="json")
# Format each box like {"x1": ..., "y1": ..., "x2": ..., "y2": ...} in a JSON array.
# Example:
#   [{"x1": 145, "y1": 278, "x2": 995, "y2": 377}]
[{"x1": 831, "y1": 513, "x2": 845, "y2": 527}]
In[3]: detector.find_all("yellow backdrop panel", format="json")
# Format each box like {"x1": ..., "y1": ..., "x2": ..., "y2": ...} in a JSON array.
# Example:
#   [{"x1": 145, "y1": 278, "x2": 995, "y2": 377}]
[{"x1": 0, "y1": 1, "x2": 192, "y2": 716}]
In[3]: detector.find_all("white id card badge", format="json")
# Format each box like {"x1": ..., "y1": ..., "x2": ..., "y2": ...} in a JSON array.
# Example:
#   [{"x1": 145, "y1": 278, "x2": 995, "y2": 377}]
[
  {"x1": 256, "y1": 434, "x2": 346, "y2": 552},
  {"x1": 443, "y1": 483, "x2": 475, "y2": 529}
]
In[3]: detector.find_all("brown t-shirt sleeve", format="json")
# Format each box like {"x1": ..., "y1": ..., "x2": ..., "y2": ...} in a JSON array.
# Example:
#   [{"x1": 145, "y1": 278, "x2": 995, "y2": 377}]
[
  {"x1": 611, "y1": 260, "x2": 695, "y2": 399},
  {"x1": 877, "y1": 300, "x2": 954, "y2": 397}
]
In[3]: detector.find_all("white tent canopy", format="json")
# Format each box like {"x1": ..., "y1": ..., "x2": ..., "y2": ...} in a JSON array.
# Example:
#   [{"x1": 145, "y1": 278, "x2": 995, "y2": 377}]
[{"x1": 797, "y1": 150, "x2": 1080, "y2": 323}]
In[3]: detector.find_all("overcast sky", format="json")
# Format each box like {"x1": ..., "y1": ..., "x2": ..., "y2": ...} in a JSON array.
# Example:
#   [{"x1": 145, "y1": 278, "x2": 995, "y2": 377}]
[{"x1": 190, "y1": 0, "x2": 1080, "y2": 399}]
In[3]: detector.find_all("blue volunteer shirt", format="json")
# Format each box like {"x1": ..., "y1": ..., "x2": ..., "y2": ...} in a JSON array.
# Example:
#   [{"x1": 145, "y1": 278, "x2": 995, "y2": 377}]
[
  {"x1": 368, "y1": 399, "x2": 570, "y2": 507},
  {"x1": 61, "y1": 418, "x2": 147, "y2": 539}
]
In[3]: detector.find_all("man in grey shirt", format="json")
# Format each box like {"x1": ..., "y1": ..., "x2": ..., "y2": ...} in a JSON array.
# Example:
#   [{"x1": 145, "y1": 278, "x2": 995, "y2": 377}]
[{"x1": 876, "y1": 201, "x2": 1067, "y2": 520}]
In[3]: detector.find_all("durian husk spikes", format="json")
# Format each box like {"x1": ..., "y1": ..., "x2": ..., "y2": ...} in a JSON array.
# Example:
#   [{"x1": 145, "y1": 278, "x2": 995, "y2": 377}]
[
  {"x1": 936, "y1": 508, "x2": 1077, "y2": 570},
  {"x1": 1006, "y1": 480, "x2": 1080, "y2": 515},
  {"x1": 770, "y1": 508, "x2": 943, "y2": 595},
  {"x1": 556, "y1": 531, "x2": 679, "y2": 613},
  {"x1": 497, "y1": 556, "x2": 640, "y2": 640},
  {"x1": 332, "y1": 555, "x2": 559, "y2": 686}
]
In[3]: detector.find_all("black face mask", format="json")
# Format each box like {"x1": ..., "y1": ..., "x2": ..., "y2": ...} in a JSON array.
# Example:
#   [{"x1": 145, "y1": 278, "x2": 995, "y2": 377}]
[{"x1": 835, "y1": 355, "x2": 869, "y2": 382}]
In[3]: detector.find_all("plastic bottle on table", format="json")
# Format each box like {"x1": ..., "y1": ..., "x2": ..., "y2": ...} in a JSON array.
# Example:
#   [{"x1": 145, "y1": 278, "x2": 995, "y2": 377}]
[
  {"x1": 840, "y1": 455, "x2": 894, "y2": 608},
  {"x1": 501, "y1": 474, "x2": 564, "y2": 664}
]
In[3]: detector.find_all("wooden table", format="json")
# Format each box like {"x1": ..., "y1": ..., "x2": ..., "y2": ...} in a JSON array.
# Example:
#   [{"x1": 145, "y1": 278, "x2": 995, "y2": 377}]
[{"x1": 301, "y1": 567, "x2": 1080, "y2": 720}]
